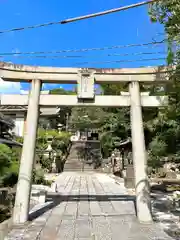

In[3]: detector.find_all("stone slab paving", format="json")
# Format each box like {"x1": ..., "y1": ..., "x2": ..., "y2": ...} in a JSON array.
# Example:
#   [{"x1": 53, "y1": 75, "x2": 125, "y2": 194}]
[{"x1": 5, "y1": 172, "x2": 174, "y2": 240}]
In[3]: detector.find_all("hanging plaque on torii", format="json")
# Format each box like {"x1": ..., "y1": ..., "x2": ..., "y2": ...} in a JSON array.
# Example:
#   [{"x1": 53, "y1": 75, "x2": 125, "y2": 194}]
[{"x1": 77, "y1": 69, "x2": 95, "y2": 100}]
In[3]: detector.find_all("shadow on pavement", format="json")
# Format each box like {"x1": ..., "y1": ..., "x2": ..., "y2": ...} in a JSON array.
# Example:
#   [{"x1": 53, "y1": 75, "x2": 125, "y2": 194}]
[
  {"x1": 26, "y1": 192, "x2": 180, "y2": 239},
  {"x1": 28, "y1": 194, "x2": 136, "y2": 221}
]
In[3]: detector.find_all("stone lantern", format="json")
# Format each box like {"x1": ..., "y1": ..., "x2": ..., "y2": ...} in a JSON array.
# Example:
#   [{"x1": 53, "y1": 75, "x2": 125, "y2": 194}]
[
  {"x1": 43, "y1": 135, "x2": 57, "y2": 172},
  {"x1": 57, "y1": 123, "x2": 63, "y2": 133},
  {"x1": 44, "y1": 135, "x2": 53, "y2": 158}
]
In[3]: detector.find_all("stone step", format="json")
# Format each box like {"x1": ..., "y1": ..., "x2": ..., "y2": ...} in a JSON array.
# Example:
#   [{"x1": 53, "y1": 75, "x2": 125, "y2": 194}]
[{"x1": 64, "y1": 142, "x2": 96, "y2": 172}]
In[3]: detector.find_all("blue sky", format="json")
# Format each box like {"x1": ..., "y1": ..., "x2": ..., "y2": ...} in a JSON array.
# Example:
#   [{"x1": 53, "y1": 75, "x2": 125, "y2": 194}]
[{"x1": 0, "y1": 0, "x2": 166, "y2": 93}]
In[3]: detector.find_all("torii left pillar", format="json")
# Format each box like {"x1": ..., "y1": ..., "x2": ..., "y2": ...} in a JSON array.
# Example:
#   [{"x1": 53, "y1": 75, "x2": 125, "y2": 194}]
[{"x1": 13, "y1": 79, "x2": 41, "y2": 224}]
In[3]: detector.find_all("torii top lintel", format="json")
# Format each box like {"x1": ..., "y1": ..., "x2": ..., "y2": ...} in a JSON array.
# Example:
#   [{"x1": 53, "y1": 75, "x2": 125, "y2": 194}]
[{"x1": 0, "y1": 61, "x2": 174, "y2": 83}]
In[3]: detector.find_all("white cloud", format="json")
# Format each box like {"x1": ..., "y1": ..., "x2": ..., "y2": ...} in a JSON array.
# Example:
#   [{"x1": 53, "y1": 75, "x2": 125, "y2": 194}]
[
  {"x1": 0, "y1": 79, "x2": 63, "y2": 94},
  {"x1": 0, "y1": 78, "x2": 22, "y2": 94}
]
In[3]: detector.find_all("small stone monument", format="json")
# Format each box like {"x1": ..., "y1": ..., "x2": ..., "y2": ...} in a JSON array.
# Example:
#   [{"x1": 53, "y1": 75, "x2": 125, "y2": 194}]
[
  {"x1": 51, "y1": 180, "x2": 58, "y2": 192},
  {"x1": 115, "y1": 149, "x2": 122, "y2": 170},
  {"x1": 124, "y1": 164, "x2": 135, "y2": 189}
]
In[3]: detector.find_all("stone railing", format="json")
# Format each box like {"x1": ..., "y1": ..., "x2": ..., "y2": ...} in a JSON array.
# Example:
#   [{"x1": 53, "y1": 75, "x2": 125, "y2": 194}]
[
  {"x1": 0, "y1": 188, "x2": 15, "y2": 216},
  {"x1": 0, "y1": 188, "x2": 15, "y2": 239},
  {"x1": 0, "y1": 187, "x2": 47, "y2": 239},
  {"x1": 0, "y1": 218, "x2": 13, "y2": 240}
]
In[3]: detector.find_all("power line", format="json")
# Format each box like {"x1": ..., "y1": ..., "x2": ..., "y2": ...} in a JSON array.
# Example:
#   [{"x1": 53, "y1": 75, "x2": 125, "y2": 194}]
[
  {"x1": 61, "y1": 0, "x2": 160, "y2": 24},
  {"x1": 0, "y1": 39, "x2": 166, "y2": 56},
  {"x1": 0, "y1": 0, "x2": 160, "y2": 34},
  {"x1": 0, "y1": 51, "x2": 167, "y2": 59},
  {"x1": 0, "y1": 21, "x2": 62, "y2": 35},
  {"x1": 73, "y1": 57, "x2": 166, "y2": 66},
  {"x1": 0, "y1": 55, "x2": 82, "y2": 59}
]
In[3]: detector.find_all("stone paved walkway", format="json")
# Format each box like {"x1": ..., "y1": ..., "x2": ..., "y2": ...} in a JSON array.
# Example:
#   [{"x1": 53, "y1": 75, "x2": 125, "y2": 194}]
[{"x1": 5, "y1": 172, "x2": 174, "y2": 240}]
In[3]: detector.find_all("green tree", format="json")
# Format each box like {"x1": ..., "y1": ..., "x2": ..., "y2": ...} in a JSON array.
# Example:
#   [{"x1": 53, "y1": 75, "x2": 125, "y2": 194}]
[
  {"x1": 147, "y1": 0, "x2": 180, "y2": 167},
  {"x1": 36, "y1": 128, "x2": 71, "y2": 171},
  {"x1": 149, "y1": 0, "x2": 180, "y2": 63},
  {"x1": 0, "y1": 144, "x2": 12, "y2": 175},
  {"x1": 69, "y1": 106, "x2": 106, "y2": 132},
  {"x1": 0, "y1": 144, "x2": 21, "y2": 187}
]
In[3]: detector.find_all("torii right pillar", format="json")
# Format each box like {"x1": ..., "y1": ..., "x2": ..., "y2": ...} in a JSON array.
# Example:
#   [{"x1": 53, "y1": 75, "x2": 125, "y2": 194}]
[{"x1": 129, "y1": 81, "x2": 152, "y2": 223}]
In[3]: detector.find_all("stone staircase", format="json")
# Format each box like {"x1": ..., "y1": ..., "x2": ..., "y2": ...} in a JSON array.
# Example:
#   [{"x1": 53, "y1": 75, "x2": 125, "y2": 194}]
[{"x1": 63, "y1": 142, "x2": 94, "y2": 172}]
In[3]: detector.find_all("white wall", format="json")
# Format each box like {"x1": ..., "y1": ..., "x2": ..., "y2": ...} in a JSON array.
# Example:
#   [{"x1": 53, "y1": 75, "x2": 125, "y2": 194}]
[{"x1": 13, "y1": 114, "x2": 25, "y2": 137}]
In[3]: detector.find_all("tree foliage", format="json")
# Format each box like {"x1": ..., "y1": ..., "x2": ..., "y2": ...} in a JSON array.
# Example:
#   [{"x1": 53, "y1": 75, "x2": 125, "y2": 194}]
[
  {"x1": 0, "y1": 144, "x2": 21, "y2": 187},
  {"x1": 0, "y1": 144, "x2": 12, "y2": 175},
  {"x1": 149, "y1": 0, "x2": 180, "y2": 64},
  {"x1": 69, "y1": 106, "x2": 106, "y2": 132},
  {"x1": 146, "y1": 0, "x2": 180, "y2": 167},
  {"x1": 36, "y1": 128, "x2": 71, "y2": 171}
]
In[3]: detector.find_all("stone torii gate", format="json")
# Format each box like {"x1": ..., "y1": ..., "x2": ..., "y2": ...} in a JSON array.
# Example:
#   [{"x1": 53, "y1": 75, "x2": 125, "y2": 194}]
[{"x1": 0, "y1": 62, "x2": 169, "y2": 225}]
